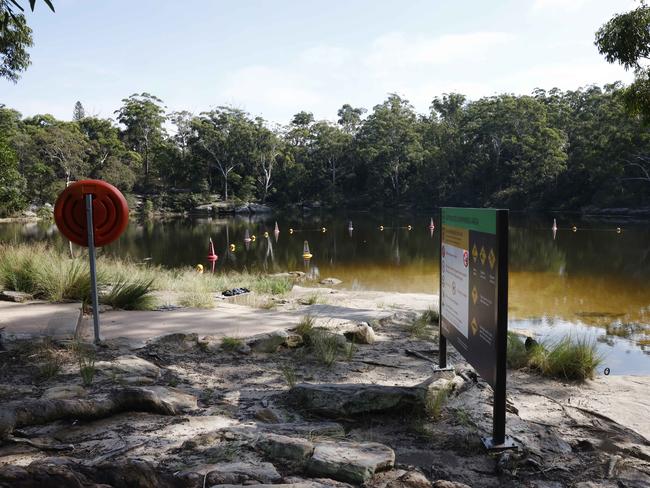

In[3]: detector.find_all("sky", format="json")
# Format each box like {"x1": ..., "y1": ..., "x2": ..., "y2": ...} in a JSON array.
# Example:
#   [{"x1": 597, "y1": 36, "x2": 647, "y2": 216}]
[{"x1": 0, "y1": 0, "x2": 638, "y2": 124}]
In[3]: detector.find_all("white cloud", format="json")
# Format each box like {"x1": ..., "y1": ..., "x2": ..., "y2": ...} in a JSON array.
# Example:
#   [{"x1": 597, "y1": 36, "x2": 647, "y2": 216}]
[
  {"x1": 531, "y1": 0, "x2": 591, "y2": 13},
  {"x1": 503, "y1": 61, "x2": 634, "y2": 93},
  {"x1": 364, "y1": 31, "x2": 514, "y2": 74}
]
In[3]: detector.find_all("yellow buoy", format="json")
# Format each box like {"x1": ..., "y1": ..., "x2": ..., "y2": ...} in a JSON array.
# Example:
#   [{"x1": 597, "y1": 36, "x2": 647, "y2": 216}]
[
  {"x1": 251, "y1": 235, "x2": 256, "y2": 242},
  {"x1": 195, "y1": 264, "x2": 204, "y2": 274},
  {"x1": 289, "y1": 228, "x2": 294, "y2": 234},
  {"x1": 321, "y1": 227, "x2": 327, "y2": 233},
  {"x1": 264, "y1": 231, "x2": 269, "y2": 238},
  {"x1": 302, "y1": 240, "x2": 312, "y2": 259},
  {"x1": 572, "y1": 226, "x2": 577, "y2": 232},
  {"x1": 616, "y1": 227, "x2": 621, "y2": 234},
  {"x1": 229, "y1": 243, "x2": 236, "y2": 252},
  {"x1": 379, "y1": 225, "x2": 384, "y2": 231}
]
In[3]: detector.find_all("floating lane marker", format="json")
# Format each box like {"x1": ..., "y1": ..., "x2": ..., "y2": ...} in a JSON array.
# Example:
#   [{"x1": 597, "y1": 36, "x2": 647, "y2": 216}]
[{"x1": 302, "y1": 240, "x2": 313, "y2": 259}]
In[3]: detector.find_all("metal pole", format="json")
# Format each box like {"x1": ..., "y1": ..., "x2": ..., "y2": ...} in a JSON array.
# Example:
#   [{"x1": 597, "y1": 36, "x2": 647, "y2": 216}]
[
  {"x1": 492, "y1": 209, "x2": 509, "y2": 445},
  {"x1": 85, "y1": 193, "x2": 101, "y2": 344},
  {"x1": 438, "y1": 209, "x2": 447, "y2": 369}
]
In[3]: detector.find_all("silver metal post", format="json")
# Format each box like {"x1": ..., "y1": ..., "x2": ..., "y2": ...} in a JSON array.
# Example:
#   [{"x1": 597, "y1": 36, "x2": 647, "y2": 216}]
[{"x1": 85, "y1": 193, "x2": 101, "y2": 343}]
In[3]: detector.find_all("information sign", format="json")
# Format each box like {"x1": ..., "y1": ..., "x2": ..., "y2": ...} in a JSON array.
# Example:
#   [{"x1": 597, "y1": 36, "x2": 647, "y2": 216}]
[{"x1": 438, "y1": 207, "x2": 513, "y2": 449}]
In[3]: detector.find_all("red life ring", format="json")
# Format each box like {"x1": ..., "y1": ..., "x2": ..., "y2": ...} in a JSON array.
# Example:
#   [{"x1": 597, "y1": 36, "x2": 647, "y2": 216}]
[{"x1": 54, "y1": 180, "x2": 129, "y2": 247}]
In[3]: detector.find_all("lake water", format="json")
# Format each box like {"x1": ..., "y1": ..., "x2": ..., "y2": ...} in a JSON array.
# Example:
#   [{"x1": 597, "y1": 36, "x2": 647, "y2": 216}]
[{"x1": 1, "y1": 210, "x2": 649, "y2": 374}]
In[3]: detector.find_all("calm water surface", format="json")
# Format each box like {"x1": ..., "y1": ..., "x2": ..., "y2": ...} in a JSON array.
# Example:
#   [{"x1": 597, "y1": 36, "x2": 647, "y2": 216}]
[{"x1": 1, "y1": 211, "x2": 649, "y2": 374}]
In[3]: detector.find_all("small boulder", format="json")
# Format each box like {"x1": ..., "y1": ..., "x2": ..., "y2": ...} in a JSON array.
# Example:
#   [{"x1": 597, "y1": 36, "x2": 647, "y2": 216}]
[
  {"x1": 247, "y1": 330, "x2": 289, "y2": 353},
  {"x1": 254, "y1": 407, "x2": 282, "y2": 424},
  {"x1": 152, "y1": 333, "x2": 199, "y2": 351},
  {"x1": 96, "y1": 355, "x2": 160, "y2": 381},
  {"x1": 433, "y1": 481, "x2": 473, "y2": 488},
  {"x1": 0, "y1": 291, "x2": 33, "y2": 303},
  {"x1": 320, "y1": 277, "x2": 342, "y2": 286},
  {"x1": 369, "y1": 469, "x2": 432, "y2": 488},
  {"x1": 344, "y1": 323, "x2": 376, "y2": 344},
  {"x1": 307, "y1": 441, "x2": 395, "y2": 484},
  {"x1": 260, "y1": 433, "x2": 314, "y2": 462},
  {"x1": 205, "y1": 462, "x2": 281, "y2": 485}
]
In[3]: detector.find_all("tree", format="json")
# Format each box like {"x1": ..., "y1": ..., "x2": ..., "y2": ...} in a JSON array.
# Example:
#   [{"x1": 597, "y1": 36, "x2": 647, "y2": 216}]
[
  {"x1": 192, "y1": 107, "x2": 257, "y2": 201},
  {"x1": 357, "y1": 94, "x2": 423, "y2": 203},
  {"x1": 78, "y1": 116, "x2": 139, "y2": 191},
  {"x1": 0, "y1": 138, "x2": 26, "y2": 215},
  {"x1": 595, "y1": 1, "x2": 650, "y2": 121},
  {"x1": 73, "y1": 101, "x2": 85, "y2": 121},
  {"x1": 337, "y1": 104, "x2": 366, "y2": 134},
  {"x1": 114, "y1": 93, "x2": 166, "y2": 188},
  {"x1": 34, "y1": 123, "x2": 90, "y2": 185},
  {"x1": 1, "y1": 0, "x2": 55, "y2": 82},
  {"x1": 253, "y1": 120, "x2": 281, "y2": 203},
  {"x1": 0, "y1": 12, "x2": 31, "y2": 82}
]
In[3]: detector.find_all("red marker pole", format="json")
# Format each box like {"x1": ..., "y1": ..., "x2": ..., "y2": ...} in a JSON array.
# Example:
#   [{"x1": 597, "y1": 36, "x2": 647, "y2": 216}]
[{"x1": 85, "y1": 194, "x2": 101, "y2": 343}]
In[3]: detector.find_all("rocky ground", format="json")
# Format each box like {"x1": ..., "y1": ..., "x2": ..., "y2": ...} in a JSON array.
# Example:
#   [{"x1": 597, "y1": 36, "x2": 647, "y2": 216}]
[{"x1": 0, "y1": 287, "x2": 648, "y2": 488}]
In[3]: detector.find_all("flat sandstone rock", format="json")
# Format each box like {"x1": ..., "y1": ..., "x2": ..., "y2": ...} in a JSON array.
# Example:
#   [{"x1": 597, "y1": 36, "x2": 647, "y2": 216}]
[{"x1": 307, "y1": 441, "x2": 395, "y2": 484}]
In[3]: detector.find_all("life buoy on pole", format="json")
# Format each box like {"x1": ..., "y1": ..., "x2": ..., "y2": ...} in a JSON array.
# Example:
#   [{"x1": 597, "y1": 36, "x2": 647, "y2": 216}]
[{"x1": 54, "y1": 180, "x2": 129, "y2": 247}]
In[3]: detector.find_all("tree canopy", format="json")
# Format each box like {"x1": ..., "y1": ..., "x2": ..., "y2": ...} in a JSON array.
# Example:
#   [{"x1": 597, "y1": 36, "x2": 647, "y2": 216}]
[
  {"x1": 595, "y1": 1, "x2": 650, "y2": 122},
  {"x1": 0, "y1": 85, "x2": 648, "y2": 215}
]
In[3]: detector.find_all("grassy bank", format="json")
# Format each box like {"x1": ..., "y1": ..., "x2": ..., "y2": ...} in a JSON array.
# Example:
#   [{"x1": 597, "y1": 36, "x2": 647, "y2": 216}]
[{"x1": 0, "y1": 243, "x2": 293, "y2": 309}]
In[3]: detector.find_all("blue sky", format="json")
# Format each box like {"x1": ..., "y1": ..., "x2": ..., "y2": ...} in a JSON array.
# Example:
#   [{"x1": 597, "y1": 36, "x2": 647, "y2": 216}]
[{"x1": 0, "y1": 0, "x2": 637, "y2": 124}]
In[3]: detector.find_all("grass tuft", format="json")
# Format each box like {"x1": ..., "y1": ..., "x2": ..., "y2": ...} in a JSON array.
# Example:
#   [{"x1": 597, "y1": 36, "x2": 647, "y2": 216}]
[
  {"x1": 408, "y1": 308, "x2": 439, "y2": 339},
  {"x1": 508, "y1": 332, "x2": 602, "y2": 381},
  {"x1": 71, "y1": 341, "x2": 96, "y2": 386},
  {"x1": 425, "y1": 385, "x2": 451, "y2": 421},
  {"x1": 295, "y1": 315, "x2": 316, "y2": 338},
  {"x1": 528, "y1": 337, "x2": 602, "y2": 381},
  {"x1": 221, "y1": 336, "x2": 243, "y2": 352},
  {"x1": 102, "y1": 278, "x2": 156, "y2": 310},
  {"x1": 252, "y1": 276, "x2": 293, "y2": 295},
  {"x1": 506, "y1": 332, "x2": 529, "y2": 369},
  {"x1": 179, "y1": 291, "x2": 214, "y2": 309},
  {"x1": 280, "y1": 363, "x2": 298, "y2": 388}
]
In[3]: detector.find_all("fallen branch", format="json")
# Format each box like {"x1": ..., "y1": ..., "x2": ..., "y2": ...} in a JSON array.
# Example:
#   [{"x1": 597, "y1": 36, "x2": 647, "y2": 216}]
[
  {"x1": 6, "y1": 435, "x2": 74, "y2": 451},
  {"x1": 404, "y1": 348, "x2": 437, "y2": 363}
]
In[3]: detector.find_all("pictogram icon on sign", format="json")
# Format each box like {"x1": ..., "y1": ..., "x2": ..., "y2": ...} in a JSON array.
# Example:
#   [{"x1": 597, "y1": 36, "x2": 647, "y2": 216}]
[
  {"x1": 489, "y1": 248, "x2": 496, "y2": 269},
  {"x1": 480, "y1": 246, "x2": 487, "y2": 266},
  {"x1": 472, "y1": 243, "x2": 478, "y2": 263},
  {"x1": 472, "y1": 286, "x2": 478, "y2": 305},
  {"x1": 471, "y1": 317, "x2": 479, "y2": 336}
]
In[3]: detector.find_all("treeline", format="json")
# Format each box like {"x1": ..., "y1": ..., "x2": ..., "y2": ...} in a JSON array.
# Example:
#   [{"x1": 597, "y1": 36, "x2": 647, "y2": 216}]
[{"x1": 1, "y1": 84, "x2": 649, "y2": 216}]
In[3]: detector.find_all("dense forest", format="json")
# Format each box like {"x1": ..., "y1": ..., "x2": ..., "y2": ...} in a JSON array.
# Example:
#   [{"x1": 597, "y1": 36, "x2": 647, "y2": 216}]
[{"x1": 1, "y1": 84, "x2": 649, "y2": 216}]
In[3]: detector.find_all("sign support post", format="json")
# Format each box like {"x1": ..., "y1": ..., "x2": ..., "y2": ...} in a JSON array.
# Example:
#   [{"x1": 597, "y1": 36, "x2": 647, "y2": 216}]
[
  {"x1": 438, "y1": 207, "x2": 516, "y2": 451},
  {"x1": 85, "y1": 194, "x2": 101, "y2": 344}
]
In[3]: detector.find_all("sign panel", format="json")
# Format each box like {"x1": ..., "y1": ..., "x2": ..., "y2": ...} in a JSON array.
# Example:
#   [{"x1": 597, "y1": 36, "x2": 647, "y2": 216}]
[{"x1": 440, "y1": 208, "x2": 505, "y2": 388}]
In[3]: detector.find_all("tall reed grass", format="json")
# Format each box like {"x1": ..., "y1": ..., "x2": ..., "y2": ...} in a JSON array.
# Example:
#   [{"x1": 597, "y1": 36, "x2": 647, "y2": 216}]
[{"x1": 0, "y1": 243, "x2": 293, "y2": 309}]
